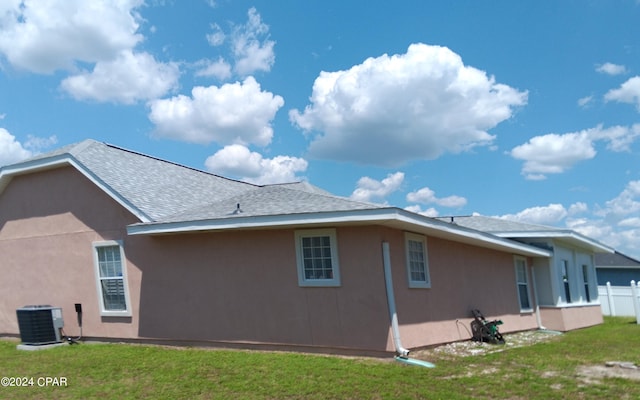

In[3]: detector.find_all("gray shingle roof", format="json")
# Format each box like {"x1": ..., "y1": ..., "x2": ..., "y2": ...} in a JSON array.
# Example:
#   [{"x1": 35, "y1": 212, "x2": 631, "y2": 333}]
[
  {"x1": 71, "y1": 140, "x2": 256, "y2": 220},
  {"x1": 438, "y1": 215, "x2": 563, "y2": 233},
  {"x1": 161, "y1": 184, "x2": 380, "y2": 222},
  {"x1": 438, "y1": 215, "x2": 613, "y2": 253},
  {"x1": 595, "y1": 252, "x2": 640, "y2": 267},
  {"x1": 7, "y1": 139, "x2": 380, "y2": 223}
]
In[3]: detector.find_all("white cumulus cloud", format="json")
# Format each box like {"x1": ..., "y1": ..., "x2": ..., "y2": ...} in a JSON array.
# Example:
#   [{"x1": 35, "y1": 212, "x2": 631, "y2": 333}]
[
  {"x1": 61, "y1": 50, "x2": 180, "y2": 104},
  {"x1": 510, "y1": 131, "x2": 595, "y2": 180},
  {"x1": 405, "y1": 205, "x2": 440, "y2": 217},
  {"x1": 498, "y1": 203, "x2": 569, "y2": 226},
  {"x1": 567, "y1": 180, "x2": 640, "y2": 258},
  {"x1": 200, "y1": 7, "x2": 275, "y2": 79},
  {"x1": 0, "y1": 1, "x2": 180, "y2": 104},
  {"x1": 597, "y1": 180, "x2": 640, "y2": 220},
  {"x1": 149, "y1": 77, "x2": 284, "y2": 146},
  {"x1": 0, "y1": 129, "x2": 57, "y2": 166},
  {"x1": 350, "y1": 172, "x2": 404, "y2": 202},
  {"x1": 206, "y1": 23, "x2": 226, "y2": 47},
  {"x1": 290, "y1": 43, "x2": 527, "y2": 166},
  {"x1": 596, "y1": 62, "x2": 627, "y2": 76},
  {"x1": 0, "y1": 0, "x2": 143, "y2": 74},
  {"x1": 494, "y1": 182, "x2": 640, "y2": 259},
  {"x1": 231, "y1": 7, "x2": 275, "y2": 76},
  {"x1": 195, "y1": 57, "x2": 232, "y2": 80},
  {"x1": 0, "y1": 129, "x2": 32, "y2": 166},
  {"x1": 510, "y1": 125, "x2": 640, "y2": 180},
  {"x1": 588, "y1": 124, "x2": 640, "y2": 152},
  {"x1": 568, "y1": 202, "x2": 588, "y2": 216},
  {"x1": 204, "y1": 144, "x2": 307, "y2": 185},
  {"x1": 605, "y1": 76, "x2": 640, "y2": 111},
  {"x1": 577, "y1": 95, "x2": 594, "y2": 108},
  {"x1": 406, "y1": 186, "x2": 467, "y2": 208}
]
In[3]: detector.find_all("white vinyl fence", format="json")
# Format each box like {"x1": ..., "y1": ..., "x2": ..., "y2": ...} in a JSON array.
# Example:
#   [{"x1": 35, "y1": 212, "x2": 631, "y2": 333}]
[{"x1": 599, "y1": 281, "x2": 640, "y2": 323}]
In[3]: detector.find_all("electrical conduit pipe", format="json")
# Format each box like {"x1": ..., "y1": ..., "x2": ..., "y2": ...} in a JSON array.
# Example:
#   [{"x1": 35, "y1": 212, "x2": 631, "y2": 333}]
[{"x1": 382, "y1": 242, "x2": 435, "y2": 368}]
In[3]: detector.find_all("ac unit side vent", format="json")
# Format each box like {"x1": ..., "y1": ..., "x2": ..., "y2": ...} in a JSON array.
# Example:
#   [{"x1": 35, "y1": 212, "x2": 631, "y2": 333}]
[{"x1": 16, "y1": 305, "x2": 64, "y2": 345}]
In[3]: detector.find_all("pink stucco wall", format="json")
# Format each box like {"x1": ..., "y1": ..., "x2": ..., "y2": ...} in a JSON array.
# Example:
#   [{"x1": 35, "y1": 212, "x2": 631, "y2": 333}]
[
  {"x1": 128, "y1": 226, "x2": 394, "y2": 353},
  {"x1": 0, "y1": 167, "x2": 142, "y2": 339},
  {"x1": 380, "y1": 231, "x2": 539, "y2": 349},
  {"x1": 539, "y1": 305, "x2": 603, "y2": 331},
  {"x1": 0, "y1": 165, "x2": 544, "y2": 354}
]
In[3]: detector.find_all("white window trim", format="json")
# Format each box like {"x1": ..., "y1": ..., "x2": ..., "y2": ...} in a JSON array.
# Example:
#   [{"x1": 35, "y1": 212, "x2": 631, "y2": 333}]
[
  {"x1": 92, "y1": 240, "x2": 132, "y2": 317},
  {"x1": 294, "y1": 228, "x2": 341, "y2": 287},
  {"x1": 514, "y1": 256, "x2": 533, "y2": 312},
  {"x1": 405, "y1": 232, "x2": 431, "y2": 289}
]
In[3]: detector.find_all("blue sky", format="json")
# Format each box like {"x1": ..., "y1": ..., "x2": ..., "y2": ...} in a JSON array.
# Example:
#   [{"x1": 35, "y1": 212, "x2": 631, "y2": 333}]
[{"x1": 1, "y1": 1, "x2": 639, "y2": 259}]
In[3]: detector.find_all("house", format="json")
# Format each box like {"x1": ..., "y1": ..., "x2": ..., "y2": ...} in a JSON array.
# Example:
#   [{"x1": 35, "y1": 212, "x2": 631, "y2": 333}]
[
  {"x1": 438, "y1": 216, "x2": 613, "y2": 331},
  {"x1": 595, "y1": 251, "x2": 640, "y2": 317},
  {"x1": 0, "y1": 140, "x2": 612, "y2": 355},
  {"x1": 595, "y1": 251, "x2": 640, "y2": 287}
]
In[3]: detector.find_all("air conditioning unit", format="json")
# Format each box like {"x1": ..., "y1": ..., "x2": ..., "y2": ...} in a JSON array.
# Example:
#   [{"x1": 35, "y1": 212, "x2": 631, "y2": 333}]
[{"x1": 16, "y1": 305, "x2": 64, "y2": 345}]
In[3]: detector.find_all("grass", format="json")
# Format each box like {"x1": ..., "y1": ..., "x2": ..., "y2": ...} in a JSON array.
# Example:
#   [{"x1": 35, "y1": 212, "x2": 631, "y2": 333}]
[{"x1": 1, "y1": 317, "x2": 639, "y2": 399}]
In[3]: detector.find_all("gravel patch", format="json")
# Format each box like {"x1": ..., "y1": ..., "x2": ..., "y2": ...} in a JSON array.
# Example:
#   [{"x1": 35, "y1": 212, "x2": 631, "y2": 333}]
[{"x1": 412, "y1": 330, "x2": 563, "y2": 360}]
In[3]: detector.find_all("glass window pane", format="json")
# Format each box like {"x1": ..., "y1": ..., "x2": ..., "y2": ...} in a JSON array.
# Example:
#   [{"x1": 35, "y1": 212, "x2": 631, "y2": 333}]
[
  {"x1": 97, "y1": 246, "x2": 123, "y2": 277},
  {"x1": 101, "y1": 279, "x2": 126, "y2": 311},
  {"x1": 95, "y1": 244, "x2": 128, "y2": 314},
  {"x1": 301, "y1": 235, "x2": 335, "y2": 281},
  {"x1": 562, "y1": 260, "x2": 572, "y2": 303},
  {"x1": 407, "y1": 239, "x2": 427, "y2": 284},
  {"x1": 516, "y1": 264, "x2": 527, "y2": 283},
  {"x1": 518, "y1": 284, "x2": 530, "y2": 309}
]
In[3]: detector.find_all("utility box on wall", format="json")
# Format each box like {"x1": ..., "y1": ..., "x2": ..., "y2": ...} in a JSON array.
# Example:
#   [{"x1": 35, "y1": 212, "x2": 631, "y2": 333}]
[{"x1": 16, "y1": 305, "x2": 64, "y2": 345}]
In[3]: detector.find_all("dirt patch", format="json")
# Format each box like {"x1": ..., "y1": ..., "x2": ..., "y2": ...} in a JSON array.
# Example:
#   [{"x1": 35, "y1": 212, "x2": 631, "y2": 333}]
[
  {"x1": 577, "y1": 362, "x2": 640, "y2": 385},
  {"x1": 412, "y1": 332, "x2": 640, "y2": 385}
]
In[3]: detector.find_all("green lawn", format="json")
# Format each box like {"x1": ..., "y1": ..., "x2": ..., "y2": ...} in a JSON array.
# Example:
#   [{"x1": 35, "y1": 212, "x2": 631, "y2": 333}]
[{"x1": 1, "y1": 317, "x2": 639, "y2": 399}]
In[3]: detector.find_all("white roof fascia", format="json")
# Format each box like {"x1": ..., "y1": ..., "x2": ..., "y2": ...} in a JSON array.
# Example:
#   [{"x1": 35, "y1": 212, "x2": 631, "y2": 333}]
[
  {"x1": 392, "y1": 212, "x2": 552, "y2": 257},
  {"x1": 491, "y1": 230, "x2": 614, "y2": 253},
  {"x1": 127, "y1": 208, "x2": 552, "y2": 258},
  {"x1": 127, "y1": 208, "x2": 394, "y2": 234},
  {"x1": 0, "y1": 155, "x2": 152, "y2": 223}
]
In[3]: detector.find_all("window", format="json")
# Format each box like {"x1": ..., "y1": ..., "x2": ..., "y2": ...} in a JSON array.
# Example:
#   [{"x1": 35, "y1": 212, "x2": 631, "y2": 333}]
[
  {"x1": 93, "y1": 241, "x2": 131, "y2": 316},
  {"x1": 561, "y1": 260, "x2": 572, "y2": 304},
  {"x1": 582, "y1": 264, "x2": 591, "y2": 302},
  {"x1": 405, "y1": 233, "x2": 430, "y2": 288},
  {"x1": 515, "y1": 257, "x2": 531, "y2": 311},
  {"x1": 294, "y1": 229, "x2": 340, "y2": 287}
]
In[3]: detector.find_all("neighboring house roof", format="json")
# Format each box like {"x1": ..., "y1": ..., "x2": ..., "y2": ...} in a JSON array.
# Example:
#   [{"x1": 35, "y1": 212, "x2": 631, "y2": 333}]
[
  {"x1": 595, "y1": 251, "x2": 640, "y2": 268},
  {"x1": 0, "y1": 139, "x2": 553, "y2": 258},
  {"x1": 437, "y1": 215, "x2": 613, "y2": 254}
]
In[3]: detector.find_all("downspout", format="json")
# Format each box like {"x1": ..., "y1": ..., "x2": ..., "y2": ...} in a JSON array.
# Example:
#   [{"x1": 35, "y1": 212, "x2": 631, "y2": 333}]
[
  {"x1": 531, "y1": 261, "x2": 562, "y2": 335},
  {"x1": 382, "y1": 242, "x2": 435, "y2": 368},
  {"x1": 382, "y1": 242, "x2": 409, "y2": 357}
]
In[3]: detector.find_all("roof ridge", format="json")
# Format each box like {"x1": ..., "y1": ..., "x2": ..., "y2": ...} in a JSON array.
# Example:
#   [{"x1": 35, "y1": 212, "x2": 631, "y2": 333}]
[
  {"x1": 274, "y1": 183, "x2": 387, "y2": 208},
  {"x1": 101, "y1": 141, "x2": 259, "y2": 188},
  {"x1": 69, "y1": 138, "x2": 100, "y2": 155},
  {"x1": 443, "y1": 214, "x2": 564, "y2": 231}
]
